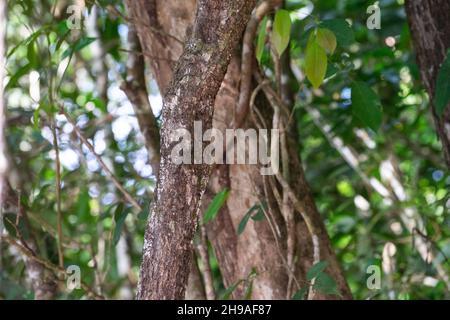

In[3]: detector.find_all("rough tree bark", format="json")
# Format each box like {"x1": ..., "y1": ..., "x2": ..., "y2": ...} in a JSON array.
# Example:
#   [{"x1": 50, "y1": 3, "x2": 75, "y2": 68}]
[
  {"x1": 130, "y1": 0, "x2": 257, "y2": 300},
  {"x1": 405, "y1": 0, "x2": 450, "y2": 170},
  {"x1": 127, "y1": 0, "x2": 351, "y2": 299}
]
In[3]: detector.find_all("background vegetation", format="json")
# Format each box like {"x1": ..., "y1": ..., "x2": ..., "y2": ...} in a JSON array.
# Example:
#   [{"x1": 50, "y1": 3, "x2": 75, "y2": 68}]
[{"x1": 1, "y1": 0, "x2": 449, "y2": 300}]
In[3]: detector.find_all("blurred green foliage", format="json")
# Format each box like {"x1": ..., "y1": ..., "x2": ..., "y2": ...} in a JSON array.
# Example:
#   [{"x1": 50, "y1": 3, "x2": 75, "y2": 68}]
[{"x1": 1, "y1": 0, "x2": 448, "y2": 300}]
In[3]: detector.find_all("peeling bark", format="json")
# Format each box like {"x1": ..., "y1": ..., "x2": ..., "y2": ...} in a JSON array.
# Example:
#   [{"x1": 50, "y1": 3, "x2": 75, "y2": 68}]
[{"x1": 405, "y1": 0, "x2": 450, "y2": 169}]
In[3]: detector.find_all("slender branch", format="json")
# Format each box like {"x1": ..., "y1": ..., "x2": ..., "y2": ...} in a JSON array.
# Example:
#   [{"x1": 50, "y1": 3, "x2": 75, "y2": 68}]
[
  {"x1": 2, "y1": 180, "x2": 58, "y2": 299},
  {"x1": 252, "y1": 70, "x2": 323, "y2": 298},
  {"x1": 196, "y1": 224, "x2": 216, "y2": 300},
  {"x1": 51, "y1": 119, "x2": 64, "y2": 268},
  {"x1": 235, "y1": 0, "x2": 281, "y2": 128},
  {"x1": 59, "y1": 106, "x2": 142, "y2": 211},
  {"x1": 249, "y1": 83, "x2": 301, "y2": 291},
  {"x1": 3, "y1": 234, "x2": 104, "y2": 300}
]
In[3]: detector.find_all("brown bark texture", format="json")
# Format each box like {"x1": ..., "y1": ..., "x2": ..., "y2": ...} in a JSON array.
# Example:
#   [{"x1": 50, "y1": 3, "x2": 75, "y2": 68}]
[
  {"x1": 129, "y1": 0, "x2": 257, "y2": 300},
  {"x1": 127, "y1": 0, "x2": 351, "y2": 299},
  {"x1": 405, "y1": 0, "x2": 450, "y2": 169}
]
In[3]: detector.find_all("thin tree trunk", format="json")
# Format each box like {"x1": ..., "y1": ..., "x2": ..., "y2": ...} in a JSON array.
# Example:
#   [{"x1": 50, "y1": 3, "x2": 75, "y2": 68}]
[
  {"x1": 405, "y1": 0, "x2": 450, "y2": 169},
  {"x1": 133, "y1": 0, "x2": 256, "y2": 299}
]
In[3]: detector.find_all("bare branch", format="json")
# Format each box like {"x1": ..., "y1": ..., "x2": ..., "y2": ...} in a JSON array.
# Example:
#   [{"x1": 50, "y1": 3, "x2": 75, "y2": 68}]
[
  {"x1": 196, "y1": 224, "x2": 216, "y2": 300},
  {"x1": 3, "y1": 234, "x2": 104, "y2": 300},
  {"x1": 59, "y1": 106, "x2": 142, "y2": 211},
  {"x1": 50, "y1": 119, "x2": 64, "y2": 268}
]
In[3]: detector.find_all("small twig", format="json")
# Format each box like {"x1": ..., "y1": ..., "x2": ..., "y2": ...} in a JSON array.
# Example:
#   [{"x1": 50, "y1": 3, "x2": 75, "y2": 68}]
[
  {"x1": 89, "y1": 242, "x2": 103, "y2": 296},
  {"x1": 253, "y1": 70, "x2": 317, "y2": 297},
  {"x1": 413, "y1": 227, "x2": 450, "y2": 266},
  {"x1": 270, "y1": 39, "x2": 296, "y2": 298},
  {"x1": 51, "y1": 119, "x2": 64, "y2": 269},
  {"x1": 196, "y1": 224, "x2": 216, "y2": 300},
  {"x1": 27, "y1": 211, "x2": 86, "y2": 249},
  {"x1": 3, "y1": 234, "x2": 104, "y2": 300},
  {"x1": 4, "y1": 216, "x2": 36, "y2": 255},
  {"x1": 59, "y1": 106, "x2": 142, "y2": 211},
  {"x1": 248, "y1": 171, "x2": 301, "y2": 289}
]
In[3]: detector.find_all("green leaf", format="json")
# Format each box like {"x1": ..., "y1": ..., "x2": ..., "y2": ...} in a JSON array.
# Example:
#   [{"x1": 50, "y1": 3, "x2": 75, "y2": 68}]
[
  {"x1": 325, "y1": 63, "x2": 339, "y2": 79},
  {"x1": 271, "y1": 9, "x2": 291, "y2": 56},
  {"x1": 3, "y1": 213, "x2": 30, "y2": 240},
  {"x1": 305, "y1": 39, "x2": 328, "y2": 89},
  {"x1": 251, "y1": 208, "x2": 265, "y2": 221},
  {"x1": 7, "y1": 28, "x2": 44, "y2": 59},
  {"x1": 33, "y1": 107, "x2": 41, "y2": 128},
  {"x1": 138, "y1": 201, "x2": 151, "y2": 221},
  {"x1": 222, "y1": 268, "x2": 257, "y2": 299},
  {"x1": 112, "y1": 204, "x2": 128, "y2": 245},
  {"x1": 5, "y1": 63, "x2": 31, "y2": 90},
  {"x1": 306, "y1": 260, "x2": 329, "y2": 280},
  {"x1": 313, "y1": 273, "x2": 340, "y2": 296},
  {"x1": 202, "y1": 189, "x2": 230, "y2": 224},
  {"x1": 56, "y1": 20, "x2": 70, "y2": 36},
  {"x1": 243, "y1": 268, "x2": 257, "y2": 299},
  {"x1": 351, "y1": 81, "x2": 383, "y2": 131},
  {"x1": 316, "y1": 28, "x2": 337, "y2": 54},
  {"x1": 221, "y1": 280, "x2": 243, "y2": 300},
  {"x1": 237, "y1": 203, "x2": 265, "y2": 235},
  {"x1": 62, "y1": 37, "x2": 97, "y2": 60},
  {"x1": 256, "y1": 17, "x2": 268, "y2": 63},
  {"x1": 27, "y1": 39, "x2": 39, "y2": 69},
  {"x1": 320, "y1": 19, "x2": 354, "y2": 47},
  {"x1": 75, "y1": 188, "x2": 91, "y2": 222},
  {"x1": 435, "y1": 50, "x2": 450, "y2": 116},
  {"x1": 237, "y1": 209, "x2": 253, "y2": 235},
  {"x1": 292, "y1": 287, "x2": 308, "y2": 300}
]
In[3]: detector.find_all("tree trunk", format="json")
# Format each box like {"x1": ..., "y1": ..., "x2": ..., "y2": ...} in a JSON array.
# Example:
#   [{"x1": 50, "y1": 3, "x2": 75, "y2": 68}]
[
  {"x1": 405, "y1": 0, "x2": 450, "y2": 169},
  {"x1": 130, "y1": 0, "x2": 257, "y2": 300},
  {"x1": 127, "y1": 0, "x2": 351, "y2": 299}
]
